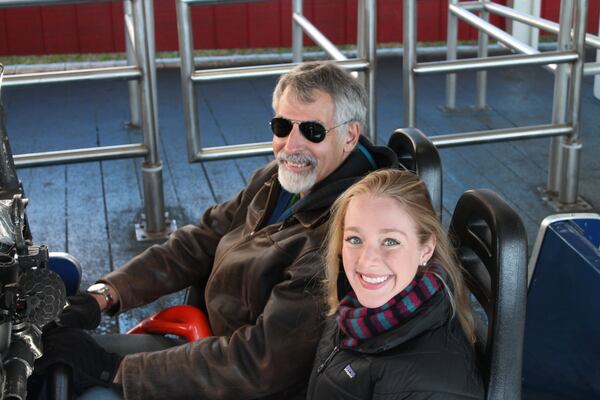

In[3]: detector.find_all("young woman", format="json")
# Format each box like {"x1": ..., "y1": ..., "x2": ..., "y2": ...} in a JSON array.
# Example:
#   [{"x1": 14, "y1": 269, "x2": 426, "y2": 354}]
[{"x1": 307, "y1": 169, "x2": 484, "y2": 399}]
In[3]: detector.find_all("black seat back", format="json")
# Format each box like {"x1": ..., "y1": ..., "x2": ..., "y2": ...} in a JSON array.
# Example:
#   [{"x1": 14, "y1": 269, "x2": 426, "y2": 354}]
[
  {"x1": 449, "y1": 189, "x2": 527, "y2": 400},
  {"x1": 387, "y1": 127, "x2": 442, "y2": 216}
]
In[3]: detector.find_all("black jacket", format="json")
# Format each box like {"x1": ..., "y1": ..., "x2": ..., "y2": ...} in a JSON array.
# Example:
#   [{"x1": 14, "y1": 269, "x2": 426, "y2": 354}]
[{"x1": 307, "y1": 291, "x2": 485, "y2": 400}]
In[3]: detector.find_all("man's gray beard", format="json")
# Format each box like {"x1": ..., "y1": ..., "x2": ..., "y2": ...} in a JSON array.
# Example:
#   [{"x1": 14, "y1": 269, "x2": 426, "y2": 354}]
[{"x1": 276, "y1": 153, "x2": 318, "y2": 194}]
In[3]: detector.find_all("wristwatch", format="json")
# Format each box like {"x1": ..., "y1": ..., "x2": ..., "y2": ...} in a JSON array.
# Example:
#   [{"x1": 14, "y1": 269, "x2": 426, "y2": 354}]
[{"x1": 87, "y1": 283, "x2": 115, "y2": 310}]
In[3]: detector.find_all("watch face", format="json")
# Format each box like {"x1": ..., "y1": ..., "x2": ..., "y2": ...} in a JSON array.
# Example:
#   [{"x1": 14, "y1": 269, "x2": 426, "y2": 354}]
[{"x1": 87, "y1": 283, "x2": 107, "y2": 293}]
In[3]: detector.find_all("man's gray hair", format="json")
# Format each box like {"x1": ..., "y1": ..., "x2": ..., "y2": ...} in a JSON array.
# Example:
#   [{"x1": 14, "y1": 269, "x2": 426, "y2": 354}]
[{"x1": 272, "y1": 62, "x2": 368, "y2": 136}]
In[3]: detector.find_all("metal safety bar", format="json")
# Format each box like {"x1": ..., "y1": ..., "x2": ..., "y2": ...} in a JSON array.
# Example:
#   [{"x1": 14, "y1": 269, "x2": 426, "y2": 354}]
[
  {"x1": 175, "y1": 0, "x2": 377, "y2": 164},
  {"x1": 0, "y1": 0, "x2": 171, "y2": 238},
  {"x1": 431, "y1": 123, "x2": 572, "y2": 147},
  {"x1": 3, "y1": 66, "x2": 141, "y2": 86},
  {"x1": 190, "y1": 60, "x2": 370, "y2": 82},
  {"x1": 482, "y1": 2, "x2": 600, "y2": 49},
  {"x1": 413, "y1": 51, "x2": 577, "y2": 74},
  {"x1": 403, "y1": 0, "x2": 594, "y2": 210},
  {"x1": 14, "y1": 144, "x2": 148, "y2": 167}
]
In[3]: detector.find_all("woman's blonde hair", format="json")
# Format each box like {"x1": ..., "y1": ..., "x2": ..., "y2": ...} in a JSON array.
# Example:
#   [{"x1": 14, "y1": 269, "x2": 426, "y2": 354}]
[{"x1": 325, "y1": 169, "x2": 476, "y2": 343}]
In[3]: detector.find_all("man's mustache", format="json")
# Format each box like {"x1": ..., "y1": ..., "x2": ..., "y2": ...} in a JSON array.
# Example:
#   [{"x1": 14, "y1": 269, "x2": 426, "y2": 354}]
[{"x1": 277, "y1": 152, "x2": 317, "y2": 168}]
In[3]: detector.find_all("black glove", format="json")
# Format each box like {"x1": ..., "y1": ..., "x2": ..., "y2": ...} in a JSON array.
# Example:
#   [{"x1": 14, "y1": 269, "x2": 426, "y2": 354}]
[
  {"x1": 35, "y1": 327, "x2": 123, "y2": 393},
  {"x1": 56, "y1": 292, "x2": 102, "y2": 330}
]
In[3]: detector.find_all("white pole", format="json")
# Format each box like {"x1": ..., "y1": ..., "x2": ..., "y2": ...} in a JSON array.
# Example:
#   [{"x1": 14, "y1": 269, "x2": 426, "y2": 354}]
[{"x1": 511, "y1": 0, "x2": 541, "y2": 48}]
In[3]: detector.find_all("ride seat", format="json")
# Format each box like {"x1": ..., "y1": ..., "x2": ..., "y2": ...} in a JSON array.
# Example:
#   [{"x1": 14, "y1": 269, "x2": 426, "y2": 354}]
[
  {"x1": 48, "y1": 252, "x2": 82, "y2": 297},
  {"x1": 449, "y1": 189, "x2": 528, "y2": 400},
  {"x1": 522, "y1": 213, "x2": 600, "y2": 399},
  {"x1": 387, "y1": 127, "x2": 442, "y2": 216}
]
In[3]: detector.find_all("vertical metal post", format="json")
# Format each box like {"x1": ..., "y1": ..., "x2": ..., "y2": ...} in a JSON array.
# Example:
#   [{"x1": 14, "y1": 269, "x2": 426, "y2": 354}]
[
  {"x1": 357, "y1": 0, "x2": 376, "y2": 142},
  {"x1": 144, "y1": 0, "x2": 158, "y2": 133},
  {"x1": 357, "y1": 0, "x2": 364, "y2": 58},
  {"x1": 403, "y1": 0, "x2": 417, "y2": 127},
  {"x1": 595, "y1": 13, "x2": 600, "y2": 100},
  {"x1": 559, "y1": 141, "x2": 582, "y2": 204},
  {"x1": 559, "y1": 0, "x2": 588, "y2": 204},
  {"x1": 445, "y1": 0, "x2": 459, "y2": 110},
  {"x1": 546, "y1": 0, "x2": 573, "y2": 195},
  {"x1": 176, "y1": 0, "x2": 200, "y2": 161},
  {"x1": 133, "y1": 0, "x2": 166, "y2": 235},
  {"x1": 292, "y1": 0, "x2": 303, "y2": 63},
  {"x1": 356, "y1": 0, "x2": 366, "y2": 89},
  {"x1": 475, "y1": 2, "x2": 489, "y2": 110},
  {"x1": 124, "y1": 0, "x2": 141, "y2": 128}
]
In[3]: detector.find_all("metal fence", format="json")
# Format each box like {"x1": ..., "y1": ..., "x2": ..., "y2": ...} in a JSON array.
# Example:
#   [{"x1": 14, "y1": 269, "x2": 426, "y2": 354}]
[
  {"x1": 175, "y1": 0, "x2": 376, "y2": 163},
  {"x1": 402, "y1": 0, "x2": 598, "y2": 210},
  {"x1": 0, "y1": 0, "x2": 172, "y2": 239},
  {"x1": 5, "y1": 0, "x2": 595, "y2": 237}
]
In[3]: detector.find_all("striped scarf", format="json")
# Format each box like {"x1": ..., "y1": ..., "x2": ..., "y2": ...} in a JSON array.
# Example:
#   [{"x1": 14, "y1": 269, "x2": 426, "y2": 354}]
[{"x1": 335, "y1": 271, "x2": 442, "y2": 348}]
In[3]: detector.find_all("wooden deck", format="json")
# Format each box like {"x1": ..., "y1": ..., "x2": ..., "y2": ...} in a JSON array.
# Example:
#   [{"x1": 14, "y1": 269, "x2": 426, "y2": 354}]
[{"x1": 3, "y1": 54, "x2": 600, "y2": 333}]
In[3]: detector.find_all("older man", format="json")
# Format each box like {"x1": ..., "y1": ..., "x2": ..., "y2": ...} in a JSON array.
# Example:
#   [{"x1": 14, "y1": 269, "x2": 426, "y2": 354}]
[{"x1": 37, "y1": 61, "x2": 397, "y2": 399}]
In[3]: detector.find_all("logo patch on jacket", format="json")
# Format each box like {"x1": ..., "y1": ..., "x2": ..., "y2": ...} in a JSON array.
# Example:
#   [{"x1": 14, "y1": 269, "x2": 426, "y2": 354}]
[{"x1": 343, "y1": 364, "x2": 356, "y2": 379}]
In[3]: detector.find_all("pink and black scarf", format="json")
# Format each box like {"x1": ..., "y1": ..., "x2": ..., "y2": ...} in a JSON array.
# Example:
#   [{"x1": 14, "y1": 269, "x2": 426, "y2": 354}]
[{"x1": 335, "y1": 271, "x2": 442, "y2": 348}]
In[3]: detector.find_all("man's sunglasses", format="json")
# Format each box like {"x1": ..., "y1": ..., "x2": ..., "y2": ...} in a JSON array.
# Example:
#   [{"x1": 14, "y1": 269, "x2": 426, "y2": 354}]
[{"x1": 269, "y1": 117, "x2": 350, "y2": 144}]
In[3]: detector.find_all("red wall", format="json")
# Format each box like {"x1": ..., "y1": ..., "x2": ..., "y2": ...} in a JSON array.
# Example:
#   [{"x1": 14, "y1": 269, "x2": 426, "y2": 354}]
[{"x1": 0, "y1": 0, "x2": 597, "y2": 56}]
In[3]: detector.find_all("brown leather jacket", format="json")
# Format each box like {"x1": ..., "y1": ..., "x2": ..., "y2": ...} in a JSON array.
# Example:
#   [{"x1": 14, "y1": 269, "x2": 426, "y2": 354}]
[{"x1": 100, "y1": 137, "x2": 397, "y2": 400}]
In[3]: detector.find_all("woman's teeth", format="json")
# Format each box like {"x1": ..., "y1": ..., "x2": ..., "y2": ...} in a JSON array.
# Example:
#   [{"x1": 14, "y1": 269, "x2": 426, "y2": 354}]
[{"x1": 361, "y1": 274, "x2": 389, "y2": 284}]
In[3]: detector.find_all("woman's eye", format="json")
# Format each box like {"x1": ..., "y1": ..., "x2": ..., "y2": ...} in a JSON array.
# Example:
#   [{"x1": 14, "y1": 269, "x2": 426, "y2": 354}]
[
  {"x1": 344, "y1": 236, "x2": 362, "y2": 245},
  {"x1": 383, "y1": 238, "x2": 399, "y2": 246}
]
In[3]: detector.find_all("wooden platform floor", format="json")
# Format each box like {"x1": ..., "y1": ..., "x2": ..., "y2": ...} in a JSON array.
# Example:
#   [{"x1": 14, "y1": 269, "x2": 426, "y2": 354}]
[{"x1": 3, "y1": 55, "x2": 600, "y2": 333}]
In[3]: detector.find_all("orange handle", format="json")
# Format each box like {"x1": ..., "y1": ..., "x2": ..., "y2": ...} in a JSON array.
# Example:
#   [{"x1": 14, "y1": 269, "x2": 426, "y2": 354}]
[{"x1": 127, "y1": 305, "x2": 213, "y2": 342}]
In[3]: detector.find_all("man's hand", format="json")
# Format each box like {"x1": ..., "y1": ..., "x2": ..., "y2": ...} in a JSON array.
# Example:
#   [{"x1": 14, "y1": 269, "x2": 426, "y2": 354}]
[
  {"x1": 56, "y1": 293, "x2": 102, "y2": 330},
  {"x1": 35, "y1": 327, "x2": 123, "y2": 392}
]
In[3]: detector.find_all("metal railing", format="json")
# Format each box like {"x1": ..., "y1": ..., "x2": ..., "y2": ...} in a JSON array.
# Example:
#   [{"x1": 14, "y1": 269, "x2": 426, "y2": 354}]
[
  {"x1": 403, "y1": 0, "x2": 597, "y2": 210},
  {"x1": 175, "y1": 0, "x2": 377, "y2": 163},
  {"x1": 0, "y1": 0, "x2": 171, "y2": 239}
]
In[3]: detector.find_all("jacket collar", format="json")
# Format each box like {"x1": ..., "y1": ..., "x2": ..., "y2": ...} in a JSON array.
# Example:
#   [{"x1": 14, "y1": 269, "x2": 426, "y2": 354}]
[
  {"x1": 277, "y1": 135, "x2": 397, "y2": 228},
  {"x1": 352, "y1": 290, "x2": 451, "y2": 354}
]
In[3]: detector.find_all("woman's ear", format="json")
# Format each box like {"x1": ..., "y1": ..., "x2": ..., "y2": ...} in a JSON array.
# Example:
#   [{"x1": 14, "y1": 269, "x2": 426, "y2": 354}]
[{"x1": 420, "y1": 234, "x2": 437, "y2": 265}]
